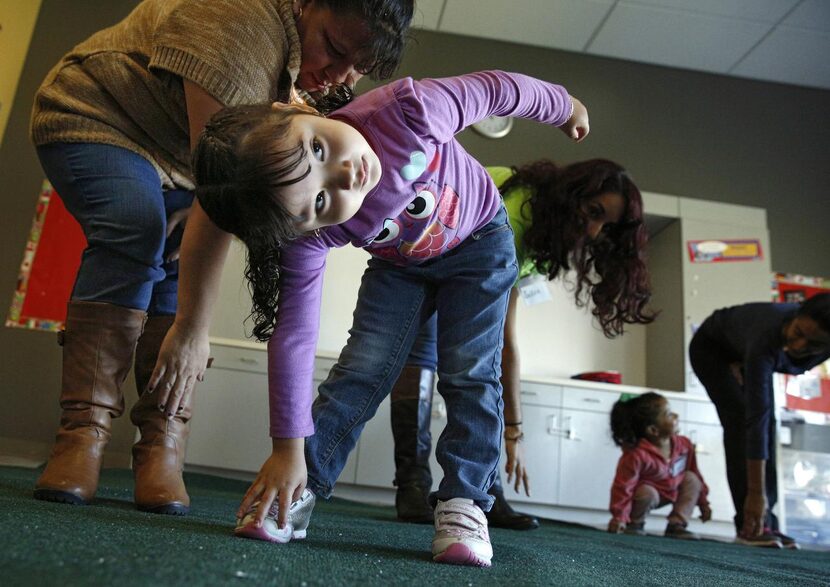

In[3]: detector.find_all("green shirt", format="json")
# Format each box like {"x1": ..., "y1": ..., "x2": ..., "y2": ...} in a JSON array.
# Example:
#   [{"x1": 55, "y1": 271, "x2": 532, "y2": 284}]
[{"x1": 487, "y1": 166, "x2": 538, "y2": 282}]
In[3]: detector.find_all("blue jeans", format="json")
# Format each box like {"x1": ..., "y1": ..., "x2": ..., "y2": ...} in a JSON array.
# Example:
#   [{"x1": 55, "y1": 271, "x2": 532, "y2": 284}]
[
  {"x1": 408, "y1": 313, "x2": 438, "y2": 370},
  {"x1": 306, "y1": 206, "x2": 517, "y2": 510},
  {"x1": 36, "y1": 143, "x2": 192, "y2": 315}
]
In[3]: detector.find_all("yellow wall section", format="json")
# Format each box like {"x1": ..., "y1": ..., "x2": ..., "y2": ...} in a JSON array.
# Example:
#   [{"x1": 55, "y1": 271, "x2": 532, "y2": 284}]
[{"x1": 0, "y1": 0, "x2": 43, "y2": 146}]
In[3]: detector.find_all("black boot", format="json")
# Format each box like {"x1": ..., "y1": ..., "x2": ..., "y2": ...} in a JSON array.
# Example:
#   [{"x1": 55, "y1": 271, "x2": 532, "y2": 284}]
[
  {"x1": 390, "y1": 365, "x2": 435, "y2": 524},
  {"x1": 486, "y1": 476, "x2": 540, "y2": 530}
]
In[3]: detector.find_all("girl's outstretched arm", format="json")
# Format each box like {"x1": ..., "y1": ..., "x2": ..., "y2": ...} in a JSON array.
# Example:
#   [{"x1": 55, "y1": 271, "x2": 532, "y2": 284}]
[
  {"x1": 237, "y1": 438, "x2": 307, "y2": 529},
  {"x1": 409, "y1": 70, "x2": 589, "y2": 144}
]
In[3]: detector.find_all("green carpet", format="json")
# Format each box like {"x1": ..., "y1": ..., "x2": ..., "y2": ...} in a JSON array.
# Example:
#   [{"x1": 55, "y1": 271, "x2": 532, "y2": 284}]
[{"x1": 1, "y1": 466, "x2": 827, "y2": 586}]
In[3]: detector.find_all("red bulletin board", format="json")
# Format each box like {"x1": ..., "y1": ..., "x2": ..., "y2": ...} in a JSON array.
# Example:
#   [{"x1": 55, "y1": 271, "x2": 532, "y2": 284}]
[{"x1": 6, "y1": 181, "x2": 86, "y2": 332}]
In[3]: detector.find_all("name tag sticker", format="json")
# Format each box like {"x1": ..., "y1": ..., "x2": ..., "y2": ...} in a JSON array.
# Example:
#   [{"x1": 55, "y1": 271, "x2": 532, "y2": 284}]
[
  {"x1": 670, "y1": 454, "x2": 688, "y2": 477},
  {"x1": 518, "y1": 275, "x2": 552, "y2": 306}
]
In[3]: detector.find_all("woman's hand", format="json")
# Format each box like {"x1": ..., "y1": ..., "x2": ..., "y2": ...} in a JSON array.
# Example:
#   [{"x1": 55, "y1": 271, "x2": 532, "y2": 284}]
[
  {"x1": 148, "y1": 321, "x2": 211, "y2": 418},
  {"x1": 504, "y1": 428, "x2": 531, "y2": 497},
  {"x1": 560, "y1": 95, "x2": 589, "y2": 142},
  {"x1": 237, "y1": 438, "x2": 307, "y2": 529},
  {"x1": 699, "y1": 502, "x2": 712, "y2": 523},
  {"x1": 607, "y1": 519, "x2": 624, "y2": 534},
  {"x1": 741, "y1": 493, "x2": 767, "y2": 537}
]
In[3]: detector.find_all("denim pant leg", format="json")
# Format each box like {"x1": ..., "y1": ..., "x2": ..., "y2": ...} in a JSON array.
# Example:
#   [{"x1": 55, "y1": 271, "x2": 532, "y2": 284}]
[
  {"x1": 35, "y1": 143, "x2": 187, "y2": 312},
  {"x1": 407, "y1": 313, "x2": 438, "y2": 371},
  {"x1": 429, "y1": 207, "x2": 517, "y2": 510},
  {"x1": 305, "y1": 261, "x2": 434, "y2": 498}
]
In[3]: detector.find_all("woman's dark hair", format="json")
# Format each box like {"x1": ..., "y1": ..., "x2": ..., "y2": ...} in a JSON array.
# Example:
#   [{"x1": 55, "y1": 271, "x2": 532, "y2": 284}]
[
  {"x1": 506, "y1": 159, "x2": 654, "y2": 338},
  {"x1": 797, "y1": 293, "x2": 830, "y2": 334},
  {"x1": 321, "y1": 0, "x2": 414, "y2": 80},
  {"x1": 193, "y1": 102, "x2": 325, "y2": 341},
  {"x1": 610, "y1": 392, "x2": 665, "y2": 447}
]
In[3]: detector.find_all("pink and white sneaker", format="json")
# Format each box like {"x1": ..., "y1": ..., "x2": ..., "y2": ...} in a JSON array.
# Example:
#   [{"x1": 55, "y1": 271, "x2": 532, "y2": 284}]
[
  {"x1": 234, "y1": 489, "x2": 316, "y2": 543},
  {"x1": 432, "y1": 498, "x2": 493, "y2": 567}
]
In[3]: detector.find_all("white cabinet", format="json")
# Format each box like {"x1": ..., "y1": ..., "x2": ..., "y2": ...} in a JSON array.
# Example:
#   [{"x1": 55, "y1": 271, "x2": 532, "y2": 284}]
[
  {"x1": 682, "y1": 401, "x2": 733, "y2": 523},
  {"x1": 186, "y1": 342, "x2": 357, "y2": 484},
  {"x1": 499, "y1": 383, "x2": 562, "y2": 505},
  {"x1": 557, "y1": 409, "x2": 619, "y2": 510},
  {"x1": 502, "y1": 403, "x2": 562, "y2": 505}
]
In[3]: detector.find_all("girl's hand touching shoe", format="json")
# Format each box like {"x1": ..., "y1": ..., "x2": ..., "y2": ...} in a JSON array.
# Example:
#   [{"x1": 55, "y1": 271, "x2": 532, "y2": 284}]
[{"x1": 237, "y1": 438, "x2": 307, "y2": 530}]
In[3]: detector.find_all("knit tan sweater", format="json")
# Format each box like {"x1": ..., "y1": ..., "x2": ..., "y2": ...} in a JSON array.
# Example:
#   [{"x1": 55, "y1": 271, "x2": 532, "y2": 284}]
[{"x1": 31, "y1": 0, "x2": 301, "y2": 189}]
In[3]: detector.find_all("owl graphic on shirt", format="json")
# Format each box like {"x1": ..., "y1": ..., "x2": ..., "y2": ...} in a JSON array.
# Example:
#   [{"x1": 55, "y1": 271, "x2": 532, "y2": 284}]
[{"x1": 366, "y1": 181, "x2": 461, "y2": 264}]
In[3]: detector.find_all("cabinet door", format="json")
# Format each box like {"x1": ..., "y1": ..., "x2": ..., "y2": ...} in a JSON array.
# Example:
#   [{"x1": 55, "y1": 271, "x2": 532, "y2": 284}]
[
  {"x1": 187, "y1": 365, "x2": 272, "y2": 472},
  {"x1": 499, "y1": 404, "x2": 561, "y2": 505},
  {"x1": 557, "y1": 410, "x2": 620, "y2": 510},
  {"x1": 684, "y1": 423, "x2": 734, "y2": 522},
  {"x1": 187, "y1": 350, "x2": 357, "y2": 484}
]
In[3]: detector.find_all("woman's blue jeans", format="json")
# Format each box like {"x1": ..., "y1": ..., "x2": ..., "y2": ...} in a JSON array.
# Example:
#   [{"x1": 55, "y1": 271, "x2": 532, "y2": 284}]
[
  {"x1": 36, "y1": 143, "x2": 192, "y2": 315},
  {"x1": 306, "y1": 206, "x2": 517, "y2": 510}
]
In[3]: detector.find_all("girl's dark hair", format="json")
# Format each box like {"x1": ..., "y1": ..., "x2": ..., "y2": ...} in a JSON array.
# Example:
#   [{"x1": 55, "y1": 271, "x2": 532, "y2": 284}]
[
  {"x1": 798, "y1": 293, "x2": 830, "y2": 334},
  {"x1": 193, "y1": 102, "x2": 327, "y2": 341},
  {"x1": 610, "y1": 392, "x2": 665, "y2": 447},
  {"x1": 321, "y1": 0, "x2": 414, "y2": 80},
  {"x1": 506, "y1": 159, "x2": 654, "y2": 338}
]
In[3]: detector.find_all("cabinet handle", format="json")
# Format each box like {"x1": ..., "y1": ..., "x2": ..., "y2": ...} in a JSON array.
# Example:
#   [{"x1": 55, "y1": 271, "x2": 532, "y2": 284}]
[
  {"x1": 238, "y1": 357, "x2": 259, "y2": 364},
  {"x1": 522, "y1": 391, "x2": 538, "y2": 396},
  {"x1": 564, "y1": 416, "x2": 580, "y2": 441},
  {"x1": 546, "y1": 414, "x2": 558, "y2": 435},
  {"x1": 582, "y1": 398, "x2": 601, "y2": 403}
]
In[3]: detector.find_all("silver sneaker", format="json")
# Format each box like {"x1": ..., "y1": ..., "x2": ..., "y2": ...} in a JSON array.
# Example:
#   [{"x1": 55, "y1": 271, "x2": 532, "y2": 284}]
[
  {"x1": 432, "y1": 498, "x2": 493, "y2": 567},
  {"x1": 235, "y1": 489, "x2": 316, "y2": 543}
]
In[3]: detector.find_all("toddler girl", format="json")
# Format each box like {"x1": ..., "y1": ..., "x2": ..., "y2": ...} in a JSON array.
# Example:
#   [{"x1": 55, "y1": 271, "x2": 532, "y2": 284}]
[
  {"x1": 608, "y1": 392, "x2": 712, "y2": 539},
  {"x1": 191, "y1": 71, "x2": 589, "y2": 566}
]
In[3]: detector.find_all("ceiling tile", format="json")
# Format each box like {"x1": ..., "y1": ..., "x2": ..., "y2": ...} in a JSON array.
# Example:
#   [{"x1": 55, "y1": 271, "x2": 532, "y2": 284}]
[
  {"x1": 625, "y1": 0, "x2": 800, "y2": 23},
  {"x1": 588, "y1": 2, "x2": 773, "y2": 72},
  {"x1": 438, "y1": 0, "x2": 615, "y2": 52},
  {"x1": 412, "y1": 0, "x2": 445, "y2": 30},
  {"x1": 782, "y1": 0, "x2": 830, "y2": 32},
  {"x1": 732, "y1": 25, "x2": 830, "y2": 89}
]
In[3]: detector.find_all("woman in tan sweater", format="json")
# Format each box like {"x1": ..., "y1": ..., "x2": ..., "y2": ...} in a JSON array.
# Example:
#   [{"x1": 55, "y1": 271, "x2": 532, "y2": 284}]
[{"x1": 31, "y1": 0, "x2": 413, "y2": 516}]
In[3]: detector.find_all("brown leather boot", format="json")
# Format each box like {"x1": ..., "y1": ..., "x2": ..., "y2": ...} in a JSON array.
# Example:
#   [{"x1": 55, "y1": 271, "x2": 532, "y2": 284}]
[
  {"x1": 130, "y1": 315, "x2": 191, "y2": 515},
  {"x1": 34, "y1": 301, "x2": 147, "y2": 505},
  {"x1": 390, "y1": 365, "x2": 435, "y2": 524}
]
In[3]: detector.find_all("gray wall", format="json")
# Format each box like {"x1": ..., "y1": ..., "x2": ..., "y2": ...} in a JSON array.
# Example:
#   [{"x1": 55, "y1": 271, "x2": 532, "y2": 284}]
[{"x1": 1, "y1": 0, "x2": 829, "y2": 454}]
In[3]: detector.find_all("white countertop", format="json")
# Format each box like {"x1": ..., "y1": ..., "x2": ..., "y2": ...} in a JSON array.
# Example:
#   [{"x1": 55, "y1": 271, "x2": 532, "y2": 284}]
[{"x1": 209, "y1": 337, "x2": 711, "y2": 404}]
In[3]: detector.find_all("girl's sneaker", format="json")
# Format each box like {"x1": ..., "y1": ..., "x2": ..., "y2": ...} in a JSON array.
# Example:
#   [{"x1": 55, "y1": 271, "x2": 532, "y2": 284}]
[
  {"x1": 432, "y1": 498, "x2": 493, "y2": 567},
  {"x1": 234, "y1": 489, "x2": 316, "y2": 543}
]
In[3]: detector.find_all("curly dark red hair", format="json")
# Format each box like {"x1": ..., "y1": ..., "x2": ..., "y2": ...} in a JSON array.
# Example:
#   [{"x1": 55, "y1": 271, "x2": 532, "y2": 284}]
[{"x1": 503, "y1": 158, "x2": 654, "y2": 337}]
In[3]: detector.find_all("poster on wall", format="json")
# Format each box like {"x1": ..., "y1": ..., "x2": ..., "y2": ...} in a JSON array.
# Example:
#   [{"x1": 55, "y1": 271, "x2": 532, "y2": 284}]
[
  {"x1": 6, "y1": 180, "x2": 85, "y2": 332},
  {"x1": 687, "y1": 239, "x2": 763, "y2": 263}
]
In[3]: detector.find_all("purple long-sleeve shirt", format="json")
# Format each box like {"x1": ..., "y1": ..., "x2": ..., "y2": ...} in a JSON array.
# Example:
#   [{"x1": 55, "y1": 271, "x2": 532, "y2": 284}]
[{"x1": 267, "y1": 71, "x2": 573, "y2": 437}]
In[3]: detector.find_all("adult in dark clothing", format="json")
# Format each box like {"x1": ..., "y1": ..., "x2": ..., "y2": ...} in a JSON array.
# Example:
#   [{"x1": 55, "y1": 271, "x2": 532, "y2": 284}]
[{"x1": 689, "y1": 294, "x2": 830, "y2": 548}]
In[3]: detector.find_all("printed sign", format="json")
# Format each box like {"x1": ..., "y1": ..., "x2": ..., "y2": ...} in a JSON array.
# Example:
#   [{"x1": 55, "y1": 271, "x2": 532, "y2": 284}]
[
  {"x1": 687, "y1": 239, "x2": 763, "y2": 263},
  {"x1": 517, "y1": 274, "x2": 552, "y2": 306}
]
